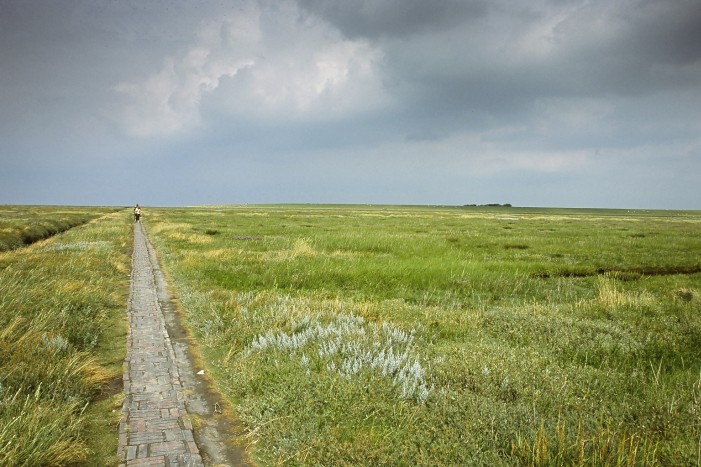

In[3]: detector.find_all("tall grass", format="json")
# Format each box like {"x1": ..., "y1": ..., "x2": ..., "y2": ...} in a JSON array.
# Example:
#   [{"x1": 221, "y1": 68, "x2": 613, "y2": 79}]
[
  {"x1": 511, "y1": 416, "x2": 660, "y2": 465},
  {"x1": 146, "y1": 205, "x2": 701, "y2": 465},
  {"x1": 0, "y1": 208, "x2": 131, "y2": 465}
]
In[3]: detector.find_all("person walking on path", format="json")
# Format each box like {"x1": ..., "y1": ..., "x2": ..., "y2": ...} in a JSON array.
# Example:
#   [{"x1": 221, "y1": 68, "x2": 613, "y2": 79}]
[{"x1": 133, "y1": 204, "x2": 142, "y2": 222}]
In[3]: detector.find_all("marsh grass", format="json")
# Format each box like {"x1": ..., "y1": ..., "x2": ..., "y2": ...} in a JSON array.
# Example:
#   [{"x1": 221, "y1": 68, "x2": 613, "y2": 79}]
[
  {"x1": 146, "y1": 205, "x2": 701, "y2": 465},
  {"x1": 0, "y1": 205, "x2": 115, "y2": 251},
  {"x1": 0, "y1": 208, "x2": 131, "y2": 465},
  {"x1": 511, "y1": 416, "x2": 660, "y2": 465}
]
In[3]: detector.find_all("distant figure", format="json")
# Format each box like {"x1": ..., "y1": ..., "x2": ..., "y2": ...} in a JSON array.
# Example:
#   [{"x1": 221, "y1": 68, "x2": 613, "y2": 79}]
[{"x1": 134, "y1": 204, "x2": 141, "y2": 222}]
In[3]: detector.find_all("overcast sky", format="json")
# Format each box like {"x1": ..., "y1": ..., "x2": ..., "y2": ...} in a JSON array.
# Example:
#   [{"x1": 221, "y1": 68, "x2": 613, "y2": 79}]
[{"x1": 1, "y1": 0, "x2": 700, "y2": 208}]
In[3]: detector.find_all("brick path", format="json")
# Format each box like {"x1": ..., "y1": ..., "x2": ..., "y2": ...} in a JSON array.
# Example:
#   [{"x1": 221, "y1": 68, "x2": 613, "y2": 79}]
[{"x1": 119, "y1": 222, "x2": 204, "y2": 466}]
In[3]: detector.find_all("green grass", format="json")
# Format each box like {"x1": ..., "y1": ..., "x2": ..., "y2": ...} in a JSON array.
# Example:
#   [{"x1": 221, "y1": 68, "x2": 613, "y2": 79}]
[
  {"x1": 0, "y1": 205, "x2": 116, "y2": 251},
  {"x1": 3, "y1": 204, "x2": 698, "y2": 465},
  {"x1": 0, "y1": 208, "x2": 131, "y2": 465},
  {"x1": 144, "y1": 205, "x2": 701, "y2": 465}
]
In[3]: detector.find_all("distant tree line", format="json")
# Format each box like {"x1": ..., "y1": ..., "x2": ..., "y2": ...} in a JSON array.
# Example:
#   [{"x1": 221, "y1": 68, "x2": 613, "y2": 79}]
[{"x1": 463, "y1": 203, "x2": 513, "y2": 207}]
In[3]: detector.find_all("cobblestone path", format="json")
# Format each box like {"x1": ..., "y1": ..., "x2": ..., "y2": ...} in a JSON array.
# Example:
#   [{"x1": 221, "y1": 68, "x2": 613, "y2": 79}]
[{"x1": 119, "y1": 222, "x2": 204, "y2": 466}]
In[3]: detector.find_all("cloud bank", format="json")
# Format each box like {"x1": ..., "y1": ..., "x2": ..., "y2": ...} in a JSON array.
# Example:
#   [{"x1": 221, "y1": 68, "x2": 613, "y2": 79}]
[
  {"x1": 113, "y1": 1, "x2": 386, "y2": 138},
  {"x1": 1, "y1": 0, "x2": 699, "y2": 208}
]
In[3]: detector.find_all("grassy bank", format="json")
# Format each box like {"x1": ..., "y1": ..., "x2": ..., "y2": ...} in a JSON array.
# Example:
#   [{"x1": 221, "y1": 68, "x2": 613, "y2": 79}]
[
  {"x1": 0, "y1": 205, "x2": 118, "y2": 251},
  {"x1": 146, "y1": 205, "x2": 701, "y2": 465},
  {"x1": 0, "y1": 208, "x2": 131, "y2": 465}
]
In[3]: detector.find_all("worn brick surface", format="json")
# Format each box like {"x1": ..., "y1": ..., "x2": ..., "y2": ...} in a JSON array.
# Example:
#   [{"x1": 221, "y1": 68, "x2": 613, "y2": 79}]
[{"x1": 119, "y1": 222, "x2": 203, "y2": 466}]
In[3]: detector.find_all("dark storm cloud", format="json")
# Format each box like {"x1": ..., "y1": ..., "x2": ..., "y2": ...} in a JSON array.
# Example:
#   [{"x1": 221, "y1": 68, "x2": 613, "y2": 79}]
[
  {"x1": 299, "y1": 0, "x2": 701, "y2": 99},
  {"x1": 602, "y1": 0, "x2": 701, "y2": 67},
  {"x1": 313, "y1": 0, "x2": 701, "y2": 148},
  {"x1": 297, "y1": 0, "x2": 489, "y2": 39},
  {"x1": 542, "y1": 0, "x2": 701, "y2": 96}
]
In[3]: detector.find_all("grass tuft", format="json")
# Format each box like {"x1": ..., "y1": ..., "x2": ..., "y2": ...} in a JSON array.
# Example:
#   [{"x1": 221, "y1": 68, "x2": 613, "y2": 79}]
[{"x1": 511, "y1": 416, "x2": 659, "y2": 466}]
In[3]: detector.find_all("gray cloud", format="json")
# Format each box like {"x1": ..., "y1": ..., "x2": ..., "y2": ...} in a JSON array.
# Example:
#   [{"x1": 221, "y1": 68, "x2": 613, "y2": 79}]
[
  {"x1": 297, "y1": 0, "x2": 489, "y2": 39},
  {"x1": 0, "y1": 0, "x2": 699, "y2": 208}
]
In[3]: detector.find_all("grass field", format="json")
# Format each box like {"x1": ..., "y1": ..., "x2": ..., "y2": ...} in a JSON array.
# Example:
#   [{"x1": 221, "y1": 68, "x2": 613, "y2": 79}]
[
  {"x1": 2, "y1": 204, "x2": 699, "y2": 465},
  {"x1": 142, "y1": 205, "x2": 701, "y2": 465},
  {"x1": 0, "y1": 205, "x2": 113, "y2": 251},
  {"x1": 0, "y1": 206, "x2": 131, "y2": 465}
]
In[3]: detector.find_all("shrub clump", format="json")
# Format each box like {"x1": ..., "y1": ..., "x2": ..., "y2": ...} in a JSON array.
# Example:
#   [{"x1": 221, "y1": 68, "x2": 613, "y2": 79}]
[{"x1": 246, "y1": 313, "x2": 433, "y2": 403}]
